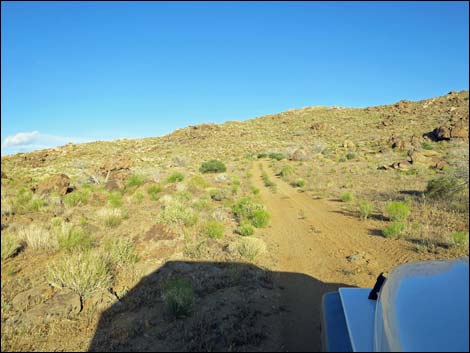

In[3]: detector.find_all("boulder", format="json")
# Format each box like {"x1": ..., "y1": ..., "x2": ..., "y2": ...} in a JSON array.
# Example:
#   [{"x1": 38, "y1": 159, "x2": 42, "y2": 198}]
[
  {"x1": 12, "y1": 284, "x2": 55, "y2": 311},
  {"x1": 20, "y1": 289, "x2": 81, "y2": 325},
  {"x1": 290, "y1": 149, "x2": 309, "y2": 161},
  {"x1": 36, "y1": 174, "x2": 71, "y2": 196},
  {"x1": 310, "y1": 122, "x2": 327, "y2": 130}
]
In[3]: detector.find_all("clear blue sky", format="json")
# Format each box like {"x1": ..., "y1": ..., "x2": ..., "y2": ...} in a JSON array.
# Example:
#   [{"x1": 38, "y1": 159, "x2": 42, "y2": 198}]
[{"x1": 1, "y1": 1, "x2": 469, "y2": 154}]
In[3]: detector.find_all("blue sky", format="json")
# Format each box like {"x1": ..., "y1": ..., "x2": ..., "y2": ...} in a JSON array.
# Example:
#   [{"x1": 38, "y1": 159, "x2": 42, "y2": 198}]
[{"x1": 1, "y1": 1, "x2": 469, "y2": 155}]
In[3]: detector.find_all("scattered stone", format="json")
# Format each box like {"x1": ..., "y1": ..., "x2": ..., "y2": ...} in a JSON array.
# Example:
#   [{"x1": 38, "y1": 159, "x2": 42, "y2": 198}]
[
  {"x1": 214, "y1": 174, "x2": 229, "y2": 183},
  {"x1": 36, "y1": 174, "x2": 71, "y2": 196},
  {"x1": 290, "y1": 149, "x2": 309, "y2": 161},
  {"x1": 12, "y1": 284, "x2": 55, "y2": 312}
]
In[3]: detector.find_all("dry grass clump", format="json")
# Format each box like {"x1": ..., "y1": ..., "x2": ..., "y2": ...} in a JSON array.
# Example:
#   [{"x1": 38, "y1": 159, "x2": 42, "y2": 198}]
[
  {"x1": 229, "y1": 237, "x2": 266, "y2": 261},
  {"x1": 157, "y1": 200, "x2": 198, "y2": 226},
  {"x1": 48, "y1": 250, "x2": 112, "y2": 300},
  {"x1": 1, "y1": 235, "x2": 22, "y2": 260},
  {"x1": 18, "y1": 224, "x2": 58, "y2": 252},
  {"x1": 98, "y1": 208, "x2": 123, "y2": 227}
]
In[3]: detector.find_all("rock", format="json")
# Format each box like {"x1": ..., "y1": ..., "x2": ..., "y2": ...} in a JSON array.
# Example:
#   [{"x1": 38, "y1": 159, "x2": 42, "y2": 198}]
[
  {"x1": 290, "y1": 149, "x2": 309, "y2": 161},
  {"x1": 12, "y1": 284, "x2": 55, "y2": 311},
  {"x1": 450, "y1": 119, "x2": 468, "y2": 138},
  {"x1": 389, "y1": 135, "x2": 406, "y2": 150},
  {"x1": 310, "y1": 122, "x2": 327, "y2": 130},
  {"x1": 22, "y1": 289, "x2": 81, "y2": 324},
  {"x1": 293, "y1": 130, "x2": 306, "y2": 136},
  {"x1": 36, "y1": 174, "x2": 71, "y2": 196},
  {"x1": 432, "y1": 126, "x2": 452, "y2": 140},
  {"x1": 214, "y1": 174, "x2": 229, "y2": 183},
  {"x1": 105, "y1": 169, "x2": 131, "y2": 191},
  {"x1": 98, "y1": 155, "x2": 132, "y2": 177}
]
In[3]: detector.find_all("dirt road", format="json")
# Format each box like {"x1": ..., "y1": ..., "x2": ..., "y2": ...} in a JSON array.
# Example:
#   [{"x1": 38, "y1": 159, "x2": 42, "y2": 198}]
[{"x1": 251, "y1": 160, "x2": 426, "y2": 351}]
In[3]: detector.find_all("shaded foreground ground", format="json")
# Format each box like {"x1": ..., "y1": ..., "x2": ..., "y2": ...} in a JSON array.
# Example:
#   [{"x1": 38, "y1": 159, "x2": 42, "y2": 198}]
[{"x1": 88, "y1": 261, "x2": 350, "y2": 352}]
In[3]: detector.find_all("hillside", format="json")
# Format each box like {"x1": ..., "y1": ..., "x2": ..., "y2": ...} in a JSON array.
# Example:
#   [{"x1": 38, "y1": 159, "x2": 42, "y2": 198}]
[{"x1": 1, "y1": 90, "x2": 469, "y2": 351}]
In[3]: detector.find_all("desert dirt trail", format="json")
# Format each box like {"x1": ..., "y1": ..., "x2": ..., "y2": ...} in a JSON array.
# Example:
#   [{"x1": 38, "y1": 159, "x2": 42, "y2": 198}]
[{"x1": 251, "y1": 160, "x2": 425, "y2": 352}]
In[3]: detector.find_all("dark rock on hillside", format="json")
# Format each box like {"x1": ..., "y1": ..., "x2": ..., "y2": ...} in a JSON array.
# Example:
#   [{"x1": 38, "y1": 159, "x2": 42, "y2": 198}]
[{"x1": 37, "y1": 174, "x2": 71, "y2": 196}]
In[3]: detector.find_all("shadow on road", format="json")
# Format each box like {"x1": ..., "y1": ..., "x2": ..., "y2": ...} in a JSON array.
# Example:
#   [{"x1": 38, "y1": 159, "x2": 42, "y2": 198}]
[{"x1": 88, "y1": 261, "x2": 352, "y2": 352}]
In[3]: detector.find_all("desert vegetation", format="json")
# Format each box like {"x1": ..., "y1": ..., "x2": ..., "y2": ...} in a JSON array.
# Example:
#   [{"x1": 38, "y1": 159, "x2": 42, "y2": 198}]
[{"x1": 1, "y1": 90, "x2": 468, "y2": 352}]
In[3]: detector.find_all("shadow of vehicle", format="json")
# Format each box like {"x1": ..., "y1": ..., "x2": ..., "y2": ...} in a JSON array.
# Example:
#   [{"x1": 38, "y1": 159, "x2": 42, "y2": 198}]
[{"x1": 88, "y1": 261, "x2": 353, "y2": 352}]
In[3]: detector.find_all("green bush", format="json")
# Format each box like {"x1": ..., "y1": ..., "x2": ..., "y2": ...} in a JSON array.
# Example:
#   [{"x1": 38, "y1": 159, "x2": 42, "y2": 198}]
[
  {"x1": 386, "y1": 201, "x2": 411, "y2": 222},
  {"x1": 147, "y1": 185, "x2": 162, "y2": 201},
  {"x1": 162, "y1": 277, "x2": 195, "y2": 318},
  {"x1": 203, "y1": 220, "x2": 224, "y2": 239},
  {"x1": 251, "y1": 186, "x2": 260, "y2": 195},
  {"x1": 425, "y1": 176, "x2": 463, "y2": 200},
  {"x1": 167, "y1": 172, "x2": 185, "y2": 183},
  {"x1": 268, "y1": 153, "x2": 285, "y2": 161},
  {"x1": 346, "y1": 152, "x2": 356, "y2": 160},
  {"x1": 451, "y1": 231, "x2": 469, "y2": 247},
  {"x1": 278, "y1": 165, "x2": 294, "y2": 179},
  {"x1": 358, "y1": 201, "x2": 374, "y2": 220},
  {"x1": 108, "y1": 191, "x2": 123, "y2": 208},
  {"x1": 199, "y1": 160, "x2": 226, "y2": 173},
  {"x1": 236, "y1": 222, "x2": 254, "y2": 236},
  {"x1": 340, "y1": 192, "x2": 353, "y2": 202},
  {"x1": 232, "y1": 197, "x2": 270, "y2": 228},
  {"x1": 125, "y1": 174, "x2": 146, "y2": 188},
  {"x1": 57, "y1": 224, "x2": 94, "y2": 252},
  {"x1": 382, "y1": 222, "x2": 405, "y2": 238},
  {"x1": 64, "y1": 189, "x2": 90, "y2": 207}
]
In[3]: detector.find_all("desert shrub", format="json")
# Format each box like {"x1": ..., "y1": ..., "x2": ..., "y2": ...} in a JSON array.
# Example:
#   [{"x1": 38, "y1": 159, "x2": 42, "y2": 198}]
[
  {"x1": 64, "y1": 189, "x2": 90, "y2": 207},
  {"x1": 232, "y1": 198, "x2": 270, "y2": 228},
  {"x1": 451, "y1": 231, "x2": 469, "y2": 247},
  {"x1": 125, "y1": 174, "x2": 146, "y2": 188},
  {"x1": 203, "y1": 220, "x2": 224, "y2": 239},
  {"x1": 108, "y1": 191, "x2": 123, "y2": 208},
  {"x1": 278, "y1": 165, "x2": 294, "y2": 179},
  {"x1": 132, "y1": 190, "x2": 145, "y2": 203},
  {"x1": 104, "y1": 237, "x2": 139, "y2": 268},
  {"x1": 231, "y1": 176, "x2": 241, "y2": 186},
  {"x1": 18, "y1": 224, "x2": 58, "y2": 252},
  {"x1": 425, "y1": 176, "x2": 465, "y2": 200},
  {"x1": 51, "y1": 217, "x2": 63, "y2": 227},
  {"x1": 99, "y1": 208, "x2": 123, "y2": 227},
  {"x1": 48, "y1": 251, "x2": 112, "y2": 300},
  {"x1": 200, "y1": 160, "x2": 226, "y2": 173},
  {"x1": 382, "y1": 222, "x2": 405, "y2": 238},
  {"x1": 236, "y1": 222, "x2": 254, "y2": 236},
  {"x1": 421, "y1": 141, "x2": 434, "y2": 150},
  {"x1": 14, "y1": 188, "x2": 46, "y2": 212},
  {"x1": 157, "y1": 201, "x2": 198, "y2": 226},
  {"x1": 210, "y1": 188, "x2": 229, "y2": 201},
  {"x1": 192, "y1": 197, "x2": 210, "y2": 211},
  {"x1": 293, "y1": 179, "x2": 305, "y2": 188},
  {"x1": 231, "y1": 237, "x2": 266, "y2": 261},
  {"x1": 340, "y1": 192, "x2": 353, "y2": 202},
  {"x1": 257, "y1": 153, "x2": 268, "y2": 159},
  {"x1": 268, "y1": 153, "x2": 285, "y2": 161},
  {"x1": 162, "y1": 276, "x2": 195, "y2": 318},
  {"x1": 147, "y1": 185, "x2": 162, "y2": 201},
  {"x1": 386, "y1": 201, "x2": 411, "y2": 222},
  {"x1": 1, "y1": 235, "x2": 22, "y2": 260},
  {"x1": 346, "y1": 152, "x2": 356, "y2": 160},
  {"x1": 167, "y1": 172, "x2": 185, "y2": 183},
  {"x1": 174, "y1": 191, "x2": 193, "y2": 203},
  {"x1": 358, "y1": 201, "x2": 374, "y2": 220},
  {"x1": 188, "y1": 175, "x2": 209, "y2": 189},
  {"x1": 251, "y1": 186, "x2": 260, "y2": 195},
  {"x1": 231, "y1": 184, "x2": 240, "y2": 195},
  {"x1": 57, "y1": 224, "x2": 94, "y2": 252}
]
